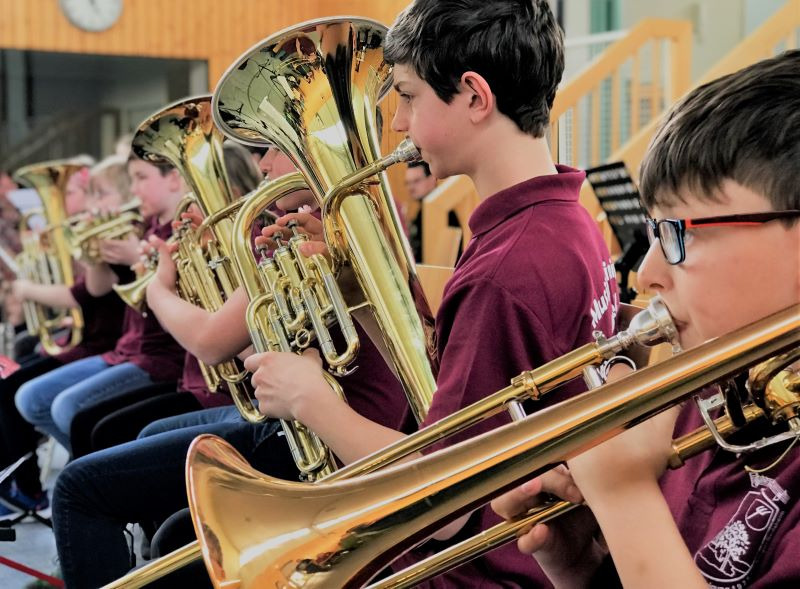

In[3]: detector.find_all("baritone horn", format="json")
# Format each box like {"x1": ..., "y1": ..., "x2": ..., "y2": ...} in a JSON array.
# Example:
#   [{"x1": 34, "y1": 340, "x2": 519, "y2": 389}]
[
  {"x1": 112, "y1": 95, "x2": 254, "y2": 417},
  {"x1": 12, "y1": 159, "x2": 87, "y2": 355},
  {"x1": 214, "y1": 16, "x2": 439, "y2": 426},
  {"x1": 186, "y1": 304, "x2": 800, "y2": 588}
]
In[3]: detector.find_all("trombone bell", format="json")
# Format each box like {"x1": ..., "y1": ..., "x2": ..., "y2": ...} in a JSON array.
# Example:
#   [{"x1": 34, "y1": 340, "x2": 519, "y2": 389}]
[{"x1": 186, "y1": 305, "x2": 800, "y2": 588}]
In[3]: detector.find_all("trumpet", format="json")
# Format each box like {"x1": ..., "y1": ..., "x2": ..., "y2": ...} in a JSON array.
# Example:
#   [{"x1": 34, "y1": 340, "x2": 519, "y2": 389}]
[
  {"x1": 12, "y1": 160, "x2": 86, "y2": 355},
  {"x1": 65, "y1": 199, "x2": 143, "y2": 263},
  {"x1": 184, "y1": 304, "x2": 799, "y2": 588}
]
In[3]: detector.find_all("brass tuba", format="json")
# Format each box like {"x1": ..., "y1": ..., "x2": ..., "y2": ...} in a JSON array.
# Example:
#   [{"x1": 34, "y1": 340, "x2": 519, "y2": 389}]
[
  {"x1": 12, "y1": 159, "x2": 86, "y2": 355},
  {"x1": 185, "y1": 303, "x2": 800, "y2": 588},
  {"x1": 112, "y1": 95, "x2": 254, "y2": 417}
]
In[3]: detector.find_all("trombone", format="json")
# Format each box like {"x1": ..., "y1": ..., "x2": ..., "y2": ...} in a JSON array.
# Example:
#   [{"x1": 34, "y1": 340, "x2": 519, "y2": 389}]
[
  {"x1": 184, "y1": 304, "x2": 799, "y2": 588},
  {"x1": 102, "y1": 295, "x2": 680, "y2": 588}
]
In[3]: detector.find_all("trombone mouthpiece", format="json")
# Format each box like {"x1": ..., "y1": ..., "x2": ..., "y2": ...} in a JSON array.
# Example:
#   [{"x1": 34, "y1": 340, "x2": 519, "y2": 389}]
[
  {"x1": 597, "y1": 295, "x2": 681, "y2": 358},
  {"x1": 618, "y1": 296, "x2": 681, "y2": 353}
]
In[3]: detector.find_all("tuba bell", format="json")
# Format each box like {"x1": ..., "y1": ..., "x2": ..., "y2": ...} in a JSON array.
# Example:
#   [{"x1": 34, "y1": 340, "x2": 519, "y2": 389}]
[
  {"x1": 111, "y1": 95, "x2": 256, "y2": 417},
  {"x1": 213, "y1": 17, "x2": 439, "y2": 426},
  {"x1": 12, "y1": 159, "x2": 87, "y2": 355}
]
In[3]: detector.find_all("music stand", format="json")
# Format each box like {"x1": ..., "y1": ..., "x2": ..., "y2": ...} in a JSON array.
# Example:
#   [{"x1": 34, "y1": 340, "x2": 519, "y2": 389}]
[
  {"x1": 0, "y1": 452, "x2": 52, "y2": 531},
  {"x1": 585, "y1": 162, "x2": 650, "y2": 303}
]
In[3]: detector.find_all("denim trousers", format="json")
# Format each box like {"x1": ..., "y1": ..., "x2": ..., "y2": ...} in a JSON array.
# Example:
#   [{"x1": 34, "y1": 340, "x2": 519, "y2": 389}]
[
  {"x1": 51, "y1": 406, "x2": 292, "y2": 589},
  {"x1": 14, "y1": 355, "x2": 154, "y2": 452}
]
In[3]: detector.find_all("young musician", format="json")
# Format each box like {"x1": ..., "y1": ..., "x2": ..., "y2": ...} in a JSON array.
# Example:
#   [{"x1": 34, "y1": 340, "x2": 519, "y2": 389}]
[
  {"x1": 0, "y1": 157, "x2": 128, "y2": 515},
  {"x1": 492, "y1": 50, "x2": 800, "y2": 588},
  {"x1": 246, "y1": 1, "x2": 618, "y2": 586},
  {"x1": 65, "y1": 144, "x2": 265, "y2": 458},
  {"x1": 14, "y1": 155, "x2": 187, "y2": 454},
  {"x1": 49, "y1": 148, "x2": 413, "y2": 588}
]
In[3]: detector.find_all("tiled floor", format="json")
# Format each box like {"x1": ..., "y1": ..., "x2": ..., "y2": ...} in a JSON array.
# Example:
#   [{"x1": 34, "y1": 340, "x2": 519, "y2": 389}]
[
  {"x1": 0, "y1": 443, "x2": 66, "y2": 589},
  {"x1": 0, "y1": 443, "x2": 148, "y2": 589}
]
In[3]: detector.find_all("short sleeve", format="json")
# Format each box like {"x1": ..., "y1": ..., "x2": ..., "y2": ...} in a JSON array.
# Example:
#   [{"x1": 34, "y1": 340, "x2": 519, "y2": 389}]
[{"x1": 423, "y1": 279, "x2": 556, "y2": 451}]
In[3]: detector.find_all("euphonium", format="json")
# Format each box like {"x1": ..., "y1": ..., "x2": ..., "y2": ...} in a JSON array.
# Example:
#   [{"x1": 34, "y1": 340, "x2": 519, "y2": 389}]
[
  {"x1": 12, "y1": 160, "x2": 86, "y2": 355},
  {"x1": 212, "y1": 17, "x2": 438, "y2": 484},
  {"x1": 112, "y1": 95, "x2": 254, "y2": 416},
  {"x1": 15, "y1": 209, "x2": 46, "y2": 336},
  {"x1": 185, "y1": 304, "x2": 800, "y2": 588}
]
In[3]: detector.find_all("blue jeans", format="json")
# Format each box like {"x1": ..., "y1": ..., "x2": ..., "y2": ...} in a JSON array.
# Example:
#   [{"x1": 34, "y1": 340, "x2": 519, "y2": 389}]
[
  {"x1": 14, "y1": 355, "x2": 154, "y2": 452},
  {"x1": 138, "y1": 405, "x2": 242, "y2": 438},
  {"x1": 51, "y1": 407, "x2": 290, "y2": 589}
]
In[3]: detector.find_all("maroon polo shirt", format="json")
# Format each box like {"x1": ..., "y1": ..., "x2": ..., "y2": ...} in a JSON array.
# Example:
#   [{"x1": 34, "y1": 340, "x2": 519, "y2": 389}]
[
  {"x1": 337, "y1": 321, "x2": 414, "y2": 433},
  {"x1": 101, "y1": 216, "x2": 185, "y2": 383},
  {"x1": 657, "y1": 397, "x2": 800, "y2": 588},
  {"x1": 54, "y1": 276, "x2": 127, "y2": 365},
  {"x1": 396, "y1": 165, "x2": 619, "y2": 589}
]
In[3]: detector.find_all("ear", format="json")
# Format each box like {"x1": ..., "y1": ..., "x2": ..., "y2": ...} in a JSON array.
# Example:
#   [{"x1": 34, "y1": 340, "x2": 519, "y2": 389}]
[
  {"x1": 460, "y1": 71, "x2": 494, "y2": 124},
  {"x1": 167, "y1": 168, "x2": 184, "y2": 192}
]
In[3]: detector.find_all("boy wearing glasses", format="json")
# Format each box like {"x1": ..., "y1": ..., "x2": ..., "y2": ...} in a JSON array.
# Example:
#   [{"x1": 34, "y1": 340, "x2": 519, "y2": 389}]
[{"x1": 493, "y1": 50, "x2": 800, "y2": 588}]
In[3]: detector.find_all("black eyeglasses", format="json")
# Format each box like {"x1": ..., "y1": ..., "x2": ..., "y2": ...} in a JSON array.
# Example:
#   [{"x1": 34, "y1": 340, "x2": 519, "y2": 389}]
[{"x1": 645, "y1": 210, "x2": 800, "y2": 265}]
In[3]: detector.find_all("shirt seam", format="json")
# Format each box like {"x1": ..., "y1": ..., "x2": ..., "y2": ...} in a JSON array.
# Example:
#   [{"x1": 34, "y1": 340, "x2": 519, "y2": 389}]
[{"x1": 447, "y1": 275, "x2": 550, "y2": 338}]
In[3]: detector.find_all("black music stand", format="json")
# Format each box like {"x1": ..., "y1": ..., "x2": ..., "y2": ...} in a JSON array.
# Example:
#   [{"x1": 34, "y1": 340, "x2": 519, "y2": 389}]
[
  {"x1": 0, "y1": 452, "x2": 52, "y2": 534},
  {"x1": 585, "y1": 162, "x2": 650, "y2": 303}
]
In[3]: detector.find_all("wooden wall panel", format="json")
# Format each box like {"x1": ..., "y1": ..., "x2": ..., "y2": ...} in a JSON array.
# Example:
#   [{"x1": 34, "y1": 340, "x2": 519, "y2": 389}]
[
  {"x1": 0, "y1": 0, "x2": 413, "y2": 204},
  {"x1": 0, "y1": 0, "x2": 410, "y2": 84}
]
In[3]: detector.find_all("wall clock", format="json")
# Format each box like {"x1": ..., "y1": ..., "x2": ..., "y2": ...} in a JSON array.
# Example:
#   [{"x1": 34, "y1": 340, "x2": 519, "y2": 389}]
[{"x1": 59, "y1": 0, "x2": 123, "y2": 32}]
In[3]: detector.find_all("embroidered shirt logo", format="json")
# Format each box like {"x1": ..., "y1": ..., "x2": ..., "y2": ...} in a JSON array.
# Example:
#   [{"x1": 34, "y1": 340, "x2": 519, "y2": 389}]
[
  {"x1": 589, "y1": 257, "x2": 619, "y2": 329},
  {"x1": 694, "y1": 474, "x2": 788, "y2": 587}
]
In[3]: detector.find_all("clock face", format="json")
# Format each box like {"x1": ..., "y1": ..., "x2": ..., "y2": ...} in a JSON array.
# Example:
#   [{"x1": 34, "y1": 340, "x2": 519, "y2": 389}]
[{"x1": 59, "y1": 0, "x2": 123, "y2": 32}]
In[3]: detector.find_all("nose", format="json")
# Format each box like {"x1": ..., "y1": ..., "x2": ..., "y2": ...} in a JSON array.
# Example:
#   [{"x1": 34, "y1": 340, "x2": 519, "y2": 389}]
[
  {"x1": 636, "y1": 240, "x2": 672, "y2": 294},
  {"x1": 258, "y1": 151, "x2": 274, "y2": 175},
  {"x1": 391, "y1": 103, "x2": 408, "y2": 133}
]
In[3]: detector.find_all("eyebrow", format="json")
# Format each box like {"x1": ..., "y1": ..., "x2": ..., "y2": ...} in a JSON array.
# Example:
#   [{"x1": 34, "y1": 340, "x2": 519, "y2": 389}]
[{"x1": 393, "y1": 82, "x2": 409, "y2": 92}]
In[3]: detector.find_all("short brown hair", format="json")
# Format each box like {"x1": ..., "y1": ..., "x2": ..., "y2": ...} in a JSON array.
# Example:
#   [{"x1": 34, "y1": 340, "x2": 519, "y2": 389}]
[{"x1": 384, "y1": 0, "x2": 564, "y2": 138}]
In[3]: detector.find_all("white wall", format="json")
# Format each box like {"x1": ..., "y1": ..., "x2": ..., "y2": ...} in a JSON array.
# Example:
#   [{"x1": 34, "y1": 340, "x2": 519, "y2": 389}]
[
  {"x1": 744, "y1": 0, "x2": 786, "y2": 34},
  {"x1": 619, "y1": 0, "x2": 747, "y2": 80}
]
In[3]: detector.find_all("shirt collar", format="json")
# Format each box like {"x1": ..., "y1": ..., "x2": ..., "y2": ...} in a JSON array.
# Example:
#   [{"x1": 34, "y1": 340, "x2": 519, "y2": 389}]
[
  {"x1": 146, "y1": 214, "x2": 174, "y2": 240},
  {"x1": 468, "y1": 165, "x2": 586, "y2": 237}
]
